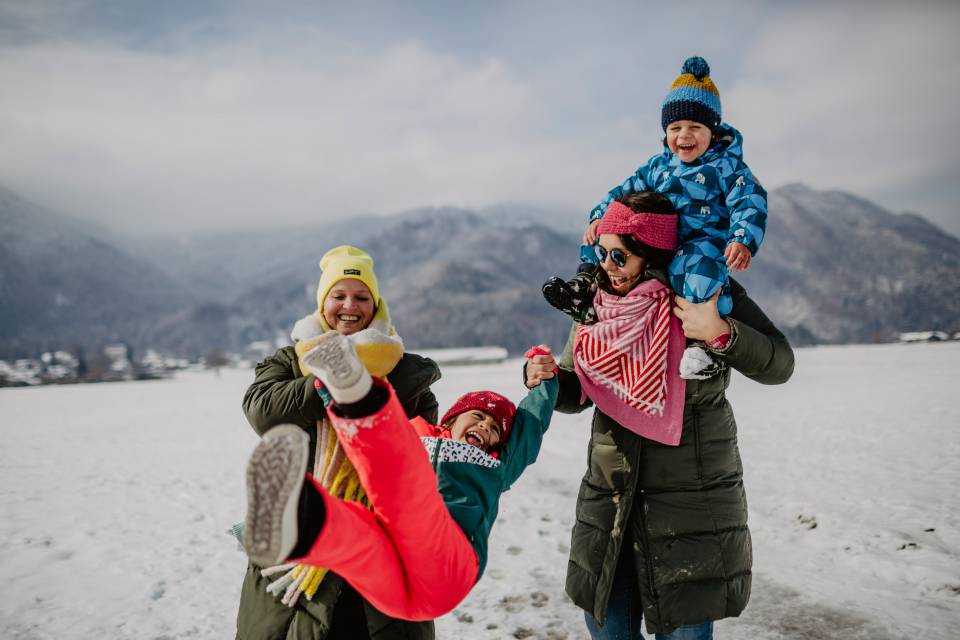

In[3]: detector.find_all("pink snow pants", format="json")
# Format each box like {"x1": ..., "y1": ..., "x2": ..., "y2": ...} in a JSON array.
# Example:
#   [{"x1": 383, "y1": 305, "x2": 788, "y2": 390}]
[{"x1": 293, "y1": 382, "x2": 479, "y2": 621}]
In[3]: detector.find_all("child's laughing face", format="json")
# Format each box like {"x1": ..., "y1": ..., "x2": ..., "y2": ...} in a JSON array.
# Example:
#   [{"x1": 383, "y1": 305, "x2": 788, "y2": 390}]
[
  {"x1": 447, "y1": 409, "x2": 502, "y2": 453},
  {"x1": 666, "y1": 120, "x2": 712, "y2": 163}
]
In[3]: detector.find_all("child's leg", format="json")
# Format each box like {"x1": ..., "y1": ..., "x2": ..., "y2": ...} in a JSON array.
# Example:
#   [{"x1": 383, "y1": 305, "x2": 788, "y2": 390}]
[
  {"x1": 668, "y1": 241, "x2": 732, "y2": 316},
  {"x1": 244, "y1": 416, "x2": 477, "y2": 620},
  {"x1": 315, "y1": 382, "x2": 478, "y2": 620},
  {"x1": 299, "y1": 333, "x2": 478, "y2": 619},
  {"x1": 669, "y1": 241, "x2": 731, "y2": 380},
  {"x1": 299, "y1": 474, "x2": 476, "y2": 620}
]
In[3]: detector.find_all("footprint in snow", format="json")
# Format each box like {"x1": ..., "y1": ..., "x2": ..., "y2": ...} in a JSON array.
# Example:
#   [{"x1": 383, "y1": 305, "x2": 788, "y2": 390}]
[
  {"x1": 530, "y1": 591, "x2": 549, "y2": 608},
  {"x1": 528, "y1": 565, "x2": 548, "y2": 579},
  {"x1": 499, "y1": 594, "x2": 525, "y2": 613},
  {"x1": 150, "y1": 581, "x2": 166, "y2": 600}
]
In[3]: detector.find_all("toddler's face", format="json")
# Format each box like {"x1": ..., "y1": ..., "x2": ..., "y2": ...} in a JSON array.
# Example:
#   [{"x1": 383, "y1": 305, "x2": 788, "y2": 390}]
[
  {"x1": 666, "y1": 120, "x2": 712, "y2": 163},
  {"x1": 447, "y1": 409, "x2": 502, "y2": 453}
]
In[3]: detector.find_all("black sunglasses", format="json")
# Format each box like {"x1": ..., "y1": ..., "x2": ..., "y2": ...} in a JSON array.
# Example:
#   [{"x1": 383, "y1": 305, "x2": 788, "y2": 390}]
[{"x1": 595, "y1": 244, "x2": 631, "y2": 268}]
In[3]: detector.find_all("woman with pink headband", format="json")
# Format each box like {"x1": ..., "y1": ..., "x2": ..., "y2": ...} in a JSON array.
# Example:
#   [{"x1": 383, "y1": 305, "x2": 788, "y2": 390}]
[{"x1": 524, "y1": 191, "x2": 794, "y2": 639}]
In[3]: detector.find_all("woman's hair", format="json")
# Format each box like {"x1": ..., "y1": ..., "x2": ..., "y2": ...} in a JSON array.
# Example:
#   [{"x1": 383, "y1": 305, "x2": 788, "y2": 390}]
[{"x1": 614, "y1": 192, "x2": 676, "y2": 272}]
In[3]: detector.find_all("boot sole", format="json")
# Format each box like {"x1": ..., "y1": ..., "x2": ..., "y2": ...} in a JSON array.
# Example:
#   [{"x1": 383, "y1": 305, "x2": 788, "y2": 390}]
[
  {"x1": 303, "y1": 334, "x2": 365, "y2": 392},
  {"x1": 244, "y1": 425, "x2": 309, "y2": 567}
]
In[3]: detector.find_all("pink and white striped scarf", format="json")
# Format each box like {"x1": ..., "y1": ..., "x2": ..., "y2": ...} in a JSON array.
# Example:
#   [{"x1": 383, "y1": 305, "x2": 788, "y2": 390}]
[{"x1": 573, "y1": 278, "x2": 686, "y2": 445}]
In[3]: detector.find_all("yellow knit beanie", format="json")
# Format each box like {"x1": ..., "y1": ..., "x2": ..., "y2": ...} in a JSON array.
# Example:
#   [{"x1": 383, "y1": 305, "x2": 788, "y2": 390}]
[{"x1": 315, "y1": 245, "x2": 381, "y2": 312}]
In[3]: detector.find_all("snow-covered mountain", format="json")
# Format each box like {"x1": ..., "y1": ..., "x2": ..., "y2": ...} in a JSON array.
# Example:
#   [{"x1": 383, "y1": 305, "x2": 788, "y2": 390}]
[
  {"x1": 0, "y1": 186, "x2": 195, "y2": 359},
  {"x1": 1, "y1": 183, "x2": 958, "y2": 358},
  {"x1": 736, "y1": 183, "x2": 960, "y2": 344}
]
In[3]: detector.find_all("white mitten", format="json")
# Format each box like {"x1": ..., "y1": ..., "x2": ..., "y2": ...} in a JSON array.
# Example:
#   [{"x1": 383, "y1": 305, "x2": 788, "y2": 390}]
[
  {"x1": 679, "y1": 346, "x2": 715, "y2": 380},
  {"x1": 301, "y1": 334, "x2": 371, "y2": 404}
]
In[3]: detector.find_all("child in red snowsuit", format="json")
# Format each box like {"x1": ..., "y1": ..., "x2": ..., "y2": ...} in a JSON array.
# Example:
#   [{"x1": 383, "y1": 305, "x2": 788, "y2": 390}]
[{"x1": 243, "y1": 333, "x2": 559, "y2": 621}]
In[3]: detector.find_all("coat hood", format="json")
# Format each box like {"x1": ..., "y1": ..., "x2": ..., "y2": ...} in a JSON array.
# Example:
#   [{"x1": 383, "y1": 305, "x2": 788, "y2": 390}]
[{"x1": 665, "y1": 122, "x2": 744, "y2": 167}]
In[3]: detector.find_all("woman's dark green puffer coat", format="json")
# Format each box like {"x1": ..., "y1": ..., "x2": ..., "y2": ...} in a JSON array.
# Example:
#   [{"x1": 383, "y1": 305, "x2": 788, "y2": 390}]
[
  {"x1": 558, "y1": 278, "x2": 794, "y2": 635},
  {"x1": 236, "y1": 346, "x2": 441, "y2": 640}
]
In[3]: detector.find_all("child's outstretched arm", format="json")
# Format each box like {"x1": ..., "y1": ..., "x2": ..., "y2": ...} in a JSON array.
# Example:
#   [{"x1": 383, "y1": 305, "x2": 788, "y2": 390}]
[
  {"x1": 587, "y1": 165, "x2": 654, "y2": 225},
  {"x1": 724, "y1": 164, "x2": 768, "y2": 260},
  {"x1": 499, "y1": 346, "x2": 560, "y2": 489}
]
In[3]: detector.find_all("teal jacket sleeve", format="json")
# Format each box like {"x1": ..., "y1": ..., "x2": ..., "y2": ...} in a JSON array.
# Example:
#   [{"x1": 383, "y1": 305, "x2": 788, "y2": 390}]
[{"x1": 498, "y1": 377, "x2": 560, "y2": 490}]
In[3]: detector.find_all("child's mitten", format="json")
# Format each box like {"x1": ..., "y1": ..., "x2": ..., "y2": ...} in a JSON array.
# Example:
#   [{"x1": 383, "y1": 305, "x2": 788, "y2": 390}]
[
  {"x1": 679, "y1": 346, "x2": 717, "y2": 380},
  {"x1": 542, "y1": 269, "x2": 598, "y2": 324}
]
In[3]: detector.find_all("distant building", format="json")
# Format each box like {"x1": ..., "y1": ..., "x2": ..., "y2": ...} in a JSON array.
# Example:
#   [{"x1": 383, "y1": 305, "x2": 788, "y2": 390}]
[
  {"x1": 40, "y1": 351, "x2": 80, "y2": 382},
  {"x1": 0, "y1": 359, "x2": 43, "y2": 386},
  {"x1": 897, "y1": 331, "x2": 950, "y2": 343},
  {"x1": 102, "y1": 343, "x2": 134, "y2": 381},
  {"x1": 417, "y1": 346, "x2": 509, "y2": 366}
]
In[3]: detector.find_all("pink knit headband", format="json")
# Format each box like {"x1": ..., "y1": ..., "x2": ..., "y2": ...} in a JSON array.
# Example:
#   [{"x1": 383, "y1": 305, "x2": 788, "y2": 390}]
[{"x1": 596, "y1": 201, "x2": 678, "y2": 251}]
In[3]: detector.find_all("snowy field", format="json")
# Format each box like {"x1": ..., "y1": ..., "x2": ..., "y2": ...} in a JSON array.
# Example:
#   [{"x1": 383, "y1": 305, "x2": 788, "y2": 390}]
[{"x1": 1, "y1": 342, "x2": 958, "y2": 639}]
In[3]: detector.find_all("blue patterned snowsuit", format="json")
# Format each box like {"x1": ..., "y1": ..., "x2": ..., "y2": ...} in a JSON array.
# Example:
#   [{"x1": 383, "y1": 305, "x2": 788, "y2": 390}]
[{"x1": 583, "y1": 124, "x2": 767, "y2": 316}]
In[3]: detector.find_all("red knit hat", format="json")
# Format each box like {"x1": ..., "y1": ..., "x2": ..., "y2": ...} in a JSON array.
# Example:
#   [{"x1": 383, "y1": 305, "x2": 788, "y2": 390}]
[
  {"x1": 597, "y1": 201, "x2": 678, "y2": 251},
  {"x1": 441, "y1": 391, "x2": 517, "y2": 442}
]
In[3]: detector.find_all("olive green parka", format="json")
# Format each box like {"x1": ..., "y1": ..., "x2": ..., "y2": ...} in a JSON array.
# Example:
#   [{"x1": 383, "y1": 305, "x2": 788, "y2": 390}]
[
  {"x1": 236, "y1": 345, "x2": 441, "y2": 640},
  {"x1": 558, "y1": 278, "x2": 794, "y2": 635}
]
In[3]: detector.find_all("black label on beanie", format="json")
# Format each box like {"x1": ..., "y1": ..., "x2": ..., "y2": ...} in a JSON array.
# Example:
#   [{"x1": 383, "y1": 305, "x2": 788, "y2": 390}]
[{"x1": 343, "y1": 269, "x2": 361, "y2": 275}]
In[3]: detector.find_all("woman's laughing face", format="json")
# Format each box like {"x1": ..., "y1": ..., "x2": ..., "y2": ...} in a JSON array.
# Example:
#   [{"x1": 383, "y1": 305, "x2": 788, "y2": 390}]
[
  {"x1": 322, "y1": 279, "x2": 375, "y2": 335},
  {"x1": 597, "y1": 234, "x2": 646, "y2": 295}
]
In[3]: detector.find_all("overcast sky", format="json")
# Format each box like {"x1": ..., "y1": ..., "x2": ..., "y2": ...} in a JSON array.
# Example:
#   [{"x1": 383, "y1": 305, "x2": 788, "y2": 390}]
[{"x1": 1, "y1": 0, "x2": 958, "y2": 236}]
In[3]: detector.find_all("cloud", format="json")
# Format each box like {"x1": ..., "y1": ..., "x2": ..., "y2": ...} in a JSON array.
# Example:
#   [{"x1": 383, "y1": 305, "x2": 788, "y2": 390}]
[
  {"x1": 724, "y1": 3, "x2": 960, "y2": 223},
  {"x1": 1, "y1": 2, "x2": 958, "y2": 236},
  {"x1": 0, "y1": 29, "x2": 582, "y2": 232}
]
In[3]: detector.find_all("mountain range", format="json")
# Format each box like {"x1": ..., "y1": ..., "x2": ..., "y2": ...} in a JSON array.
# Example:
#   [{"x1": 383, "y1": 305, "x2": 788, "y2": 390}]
[{"x1": 1, "y1": 182, "x2": 958, "y2": 360}]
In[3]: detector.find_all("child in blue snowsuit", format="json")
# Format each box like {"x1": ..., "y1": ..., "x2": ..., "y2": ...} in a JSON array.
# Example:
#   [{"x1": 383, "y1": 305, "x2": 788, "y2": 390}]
[{"x1": 544, "y1": 56, "x2": 767, "y2": 376}]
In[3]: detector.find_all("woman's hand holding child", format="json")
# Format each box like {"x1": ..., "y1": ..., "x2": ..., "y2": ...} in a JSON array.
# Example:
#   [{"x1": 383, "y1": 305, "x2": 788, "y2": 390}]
[{"x1": 673, "y1": 291, "x2": 731, "y2": 342}]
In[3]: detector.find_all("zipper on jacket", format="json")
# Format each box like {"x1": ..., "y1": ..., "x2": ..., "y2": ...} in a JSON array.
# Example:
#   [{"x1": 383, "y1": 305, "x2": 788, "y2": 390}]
[{"x1": 636, "y1": 490, "x2": 665, "y2": 628}]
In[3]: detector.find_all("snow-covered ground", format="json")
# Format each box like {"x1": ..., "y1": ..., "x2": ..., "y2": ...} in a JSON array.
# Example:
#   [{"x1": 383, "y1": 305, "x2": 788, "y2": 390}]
[{"x1": 1, "y1": 342, "x2": 957, "y2": 639}]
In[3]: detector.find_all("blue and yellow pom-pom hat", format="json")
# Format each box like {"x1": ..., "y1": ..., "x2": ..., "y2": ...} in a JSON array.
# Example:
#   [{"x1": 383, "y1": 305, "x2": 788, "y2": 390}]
[{"x1": 661, "y1": 56, "x2": 721, "y2": 132}]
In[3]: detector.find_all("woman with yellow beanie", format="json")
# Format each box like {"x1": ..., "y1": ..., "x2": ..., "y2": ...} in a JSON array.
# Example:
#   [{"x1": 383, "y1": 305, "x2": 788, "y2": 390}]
[{"x1": 236, "y1": 245, "x2": 441, "y2": 640}]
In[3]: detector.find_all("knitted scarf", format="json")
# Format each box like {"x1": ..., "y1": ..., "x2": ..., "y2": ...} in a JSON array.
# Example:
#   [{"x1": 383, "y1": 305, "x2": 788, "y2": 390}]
[
  {"x1": 262, "y1": 303, "x2": 404, "y2": 605},
  {"x1": 573, "y1": 278, "x2": 686, "y2": 446}
]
